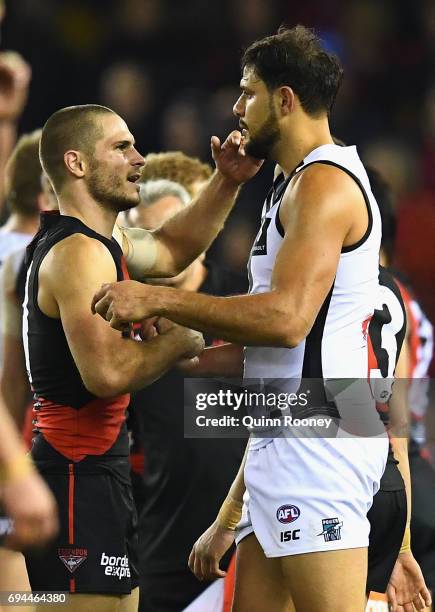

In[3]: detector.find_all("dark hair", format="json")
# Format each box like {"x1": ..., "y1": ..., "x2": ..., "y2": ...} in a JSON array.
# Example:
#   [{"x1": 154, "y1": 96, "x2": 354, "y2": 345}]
[
  {"x1": 242, "y1": 25, "x2": 343, "y2": 115},
  {"x1": 366, "y1": 166, "x2": 396, "y2": 263},
  {"x1": 5, "y1": 129, "x2": 42, "y2": 217},
  {"x1": 39, "y1": 104, "x2": 114, "y2": 192}
]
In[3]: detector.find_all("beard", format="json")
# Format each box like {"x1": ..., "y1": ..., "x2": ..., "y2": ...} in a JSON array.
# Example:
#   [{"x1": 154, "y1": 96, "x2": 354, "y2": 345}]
[
  {"x1": 244, "y1": 103, "x2": 280, "y2": 160},
  {"x1": 87, "y1": 163, "x2": 140, "y2": 213}
]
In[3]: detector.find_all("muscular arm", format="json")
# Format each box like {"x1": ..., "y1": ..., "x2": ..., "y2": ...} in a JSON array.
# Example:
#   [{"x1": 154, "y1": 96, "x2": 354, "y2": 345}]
[
  {"x1": 121, "y1": 172, "x2": 241, "y2": 278},
  {"x1": 389, "y1": 335, "x2": 412, "y2": 548},
  {"x1": 41, "y1": 235, "x2": 201, "y2": 397},
  {"x1": 117, "y1": 132, "x2": 262, "y2": 279},
  {"x1": 0, "y1": 254, "x2": 30, "y2": 428},
  {"x1": 181, "y1": 343, "x2": 244, "y2": 377},
  {"x1": 95, "y1": 164, "x2": 365, "y2": 347}
]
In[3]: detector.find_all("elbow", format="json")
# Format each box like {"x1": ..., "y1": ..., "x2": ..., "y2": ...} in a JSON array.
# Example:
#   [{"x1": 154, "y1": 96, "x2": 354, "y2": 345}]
[
  {"x1": 278, "y1": 330, "x2": 304, "y2": 349},
  {"x1": 82, "y1": 371, "x2": 126, "y2": 399},
  {"x1": 272, "y1": 320, "x2": 308, "y2": 349}
]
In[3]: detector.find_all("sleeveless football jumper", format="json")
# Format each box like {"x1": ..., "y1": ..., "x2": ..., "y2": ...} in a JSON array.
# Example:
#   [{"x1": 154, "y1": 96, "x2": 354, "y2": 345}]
[
  {"x1": 236, "y1": 144, "x2": 390, "y2": 557},
  {"x1": 23, "y1": 212, "x2": 138, "y2": 594}
]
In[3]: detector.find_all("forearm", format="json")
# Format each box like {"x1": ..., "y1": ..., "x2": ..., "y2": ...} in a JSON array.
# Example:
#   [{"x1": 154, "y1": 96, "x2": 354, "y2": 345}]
[
  {"x1": 389, "y1": 375, "x2": 412, "y2": 547},
  {"x1": 187, "y1": 343, "x2": 244, "y2": 377},
  {"x1": 154, "y1": 288, "x2": 299, "y2": 347},
  {"x1": 155, "y1": 171, "x2": 240, "y2": 272},
  {"x1": 0, "y1": 337, "x2": 31, "y2": 429},
  {"x1": 227, "y1": 441, "x2": 249, "y2": 503},
  {"x1": 391, "y1": 435, "x2": 411, "y2": 526},
  {"x1": 105, "y1": 332, "x2": 194, "y2": 395},
  {"x1": 216, "y1": 441, "x2": 249, "y2": 529},
  {"x1": 0, "y1": 395, "x2": 28, "y2": 465}
]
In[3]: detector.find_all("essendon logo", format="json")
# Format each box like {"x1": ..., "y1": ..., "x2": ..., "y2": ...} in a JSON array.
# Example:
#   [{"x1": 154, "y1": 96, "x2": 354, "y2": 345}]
[
  {"x1": 58, "y1": 547, "x2": 88, "y2": 574},
  {"x1": 276, "y1": 505, "x2": 300, "y2": 524}
]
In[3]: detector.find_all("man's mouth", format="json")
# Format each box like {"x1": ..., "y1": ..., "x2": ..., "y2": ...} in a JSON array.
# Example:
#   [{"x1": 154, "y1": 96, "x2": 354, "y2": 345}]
[{"x1": 127, "y1": 173, "x2": 141, "y2": 183}]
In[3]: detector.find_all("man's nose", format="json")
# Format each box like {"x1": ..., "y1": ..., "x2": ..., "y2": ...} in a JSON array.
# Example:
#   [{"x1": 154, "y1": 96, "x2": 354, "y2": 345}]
[
  {"x1": 132, "y1": 148, "x2": 145, "y2": 168},
  {"x1": 233, "y1": 96, "x2": 244, "y2": 117}
]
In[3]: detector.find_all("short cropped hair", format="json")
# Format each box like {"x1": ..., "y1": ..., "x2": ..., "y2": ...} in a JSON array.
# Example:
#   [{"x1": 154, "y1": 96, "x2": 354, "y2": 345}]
[
  {"x1": 5, "y1": 129, "x2": 43, "y2": 217},
  {"x1": 139, "y1": 179, "x2": 191, "y2": 208},
  {"x1": 140, "y1": 151, "x2": 212, "y2": 198},
  {"x1": 242, "y1": 25, "x2": 343, "y2": 115},
  {"x1": 39, "y1": 104, "x2": 114, "y2": 192}
]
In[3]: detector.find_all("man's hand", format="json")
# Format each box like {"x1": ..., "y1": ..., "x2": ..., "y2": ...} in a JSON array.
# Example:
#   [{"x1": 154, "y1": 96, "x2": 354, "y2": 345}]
[
  {"x1": 212, "y1": 130, "x2": 263, "y2": 186},
  {"x1": 0, "y1": 51, "x2": 31, "y2": 122},
  {"x1": 2, "y1": 468, "x2": 58, "y2": 550},
  {"x1": 156, "y1": 318, "x2": 205, "y2": 359},
  {"x1": 387, "y1": 552, "x2": 432, "y2": 611},
  {"x1": 92, "y1": 280, "x2": 161, "y2": 329},
  {"x1": 188, "y1": 520, "x2": 235, "y2": 581}
]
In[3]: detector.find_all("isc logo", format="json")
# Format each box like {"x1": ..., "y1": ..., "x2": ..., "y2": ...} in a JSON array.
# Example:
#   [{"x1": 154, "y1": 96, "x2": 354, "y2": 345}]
[
  {"x1": 280, "y1": 529, "x2": 300, "y2": 542},
  {"x1": 276, "y1": 504, "x2": 300, "y2": 524}
]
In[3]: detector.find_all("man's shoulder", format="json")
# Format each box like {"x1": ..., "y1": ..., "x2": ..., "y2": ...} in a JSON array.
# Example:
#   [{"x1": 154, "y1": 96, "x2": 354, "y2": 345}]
[{"x1": 41, "y1": 232, "x2": 117, "y2": 286}]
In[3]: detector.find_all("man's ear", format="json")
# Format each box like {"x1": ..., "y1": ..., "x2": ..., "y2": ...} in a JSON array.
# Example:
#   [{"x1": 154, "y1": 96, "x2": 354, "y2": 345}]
[
  {"x1": 278, "y1": 86, "x2": 295, "y2": 115},
  {"x1": 64, "y1": 150, "x2": 86, "y2": 179}
]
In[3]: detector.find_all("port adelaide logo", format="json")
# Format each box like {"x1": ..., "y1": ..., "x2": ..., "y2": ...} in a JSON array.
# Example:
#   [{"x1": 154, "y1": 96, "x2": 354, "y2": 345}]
[
  {"x1": 318, "y1": 517, "x2": 343, "y2": 542},
  {"x1": 276, "y1": 504, "x2": 300, "y2": 524}
]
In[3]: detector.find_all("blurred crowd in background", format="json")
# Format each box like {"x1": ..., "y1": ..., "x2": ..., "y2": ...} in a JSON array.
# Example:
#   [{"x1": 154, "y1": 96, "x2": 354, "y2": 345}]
[{"x1": 1, "y1": 0, "x2": 434, "y2": 363}]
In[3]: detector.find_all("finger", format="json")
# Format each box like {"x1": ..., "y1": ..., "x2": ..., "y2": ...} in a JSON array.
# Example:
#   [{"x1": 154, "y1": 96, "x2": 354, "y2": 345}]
[
  {"x1": 403, "y1": 602, "x2": 414, "y2": 612},
  {"x1": 91, "y1": 284, "x2": 112, "y2": 313},
  {"x1": 109, "y1": 313, "x2": 128, "y2": 331},
  {"x1": 210, "y1": 136, "x2": 221, "y2": 160},
  {"x1": 209, "y1": 557, "x2": 227, "y2": 579},
  {"x1": 188, "y1": 548, "x2": 195, "y2": 573},
  {"x1": 199, "y1": 555, "x2": 210, "y2": 581},
  {"x1": 221, "y1": 130, "x2": 241, "y2": 151},
  {"x1": 387, "y1": 585, "x2": 398, "y2": 612},
  {"x1": 193, "y1": 551, "x2": 203, "y2": 580},
  {"x1": 413, "y1": 593, "x2": 424, "y2": 610},
  {"x1": 422, "y1": 586, "x2": 432, "y2": 607}
]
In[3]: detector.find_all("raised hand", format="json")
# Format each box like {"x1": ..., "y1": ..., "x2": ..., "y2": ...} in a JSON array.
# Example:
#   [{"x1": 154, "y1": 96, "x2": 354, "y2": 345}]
[{"x1": 211, "y1": 130, "x2": 263, "y2": 186}]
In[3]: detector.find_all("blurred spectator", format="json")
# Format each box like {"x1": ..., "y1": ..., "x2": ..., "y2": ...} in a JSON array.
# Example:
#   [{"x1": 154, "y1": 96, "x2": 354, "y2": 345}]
[
  {"x1": 139, "y1": 151, "x2": 212, "y2": 198},
  {"x1": 99, "y1": 61, "x2": 158, "y2": 151},
  {"x1": 160, "y1": 95, "x2": 208, "y2": 158},
  {"x1": 0, "y1": 129, "x2": 42, "y2": 267}
]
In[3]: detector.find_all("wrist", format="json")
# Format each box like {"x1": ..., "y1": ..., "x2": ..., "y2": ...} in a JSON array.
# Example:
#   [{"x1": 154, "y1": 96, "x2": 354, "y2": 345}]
[
  {"x1": 216, "y1": 495, "x2": 243, "y2": 531},
  {"x1": 153, "y1": 286, "x2": 177, "y2": 318},
  {"x1": 214, "y1": 170, "x2": 242, "y2": 191},
  {"x1": 399, "y1": 525, "x2": 411, "y2": 554},
  {"x1": 0, "y1": 452, "x2": 34, "y2": 485}
]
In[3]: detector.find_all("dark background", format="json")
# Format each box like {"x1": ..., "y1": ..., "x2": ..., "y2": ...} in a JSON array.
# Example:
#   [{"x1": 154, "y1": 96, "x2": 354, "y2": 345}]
[{"x1": 2, "y1": 0, "x2": 434, "y2": 340}]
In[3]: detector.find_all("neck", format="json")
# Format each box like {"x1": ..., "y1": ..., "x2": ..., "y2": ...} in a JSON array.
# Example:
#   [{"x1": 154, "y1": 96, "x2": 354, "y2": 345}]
[
  {"x1": 177, "y1": 260, "x2": 208, "y2": 291},
  {"x1": 274, "y1": 115, "x2": 334, "y2": 177},
  {"x1": 1, "y1": 213, "x2": 39, "y2": 235},
  {"x1": 58, "y1": 188, "x2": 117, "y2": 239}
]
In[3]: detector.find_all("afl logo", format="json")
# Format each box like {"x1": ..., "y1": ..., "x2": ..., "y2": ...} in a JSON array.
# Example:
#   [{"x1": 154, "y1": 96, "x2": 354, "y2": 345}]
[{"x1": 276, "y1": 505, "x2": 300, "y2": 524}]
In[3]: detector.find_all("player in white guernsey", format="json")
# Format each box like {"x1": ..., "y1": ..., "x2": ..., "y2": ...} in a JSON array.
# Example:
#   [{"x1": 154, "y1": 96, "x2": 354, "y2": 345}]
[{"x1": 93, "y1": 27, "x2": 388, "y2": 610}]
